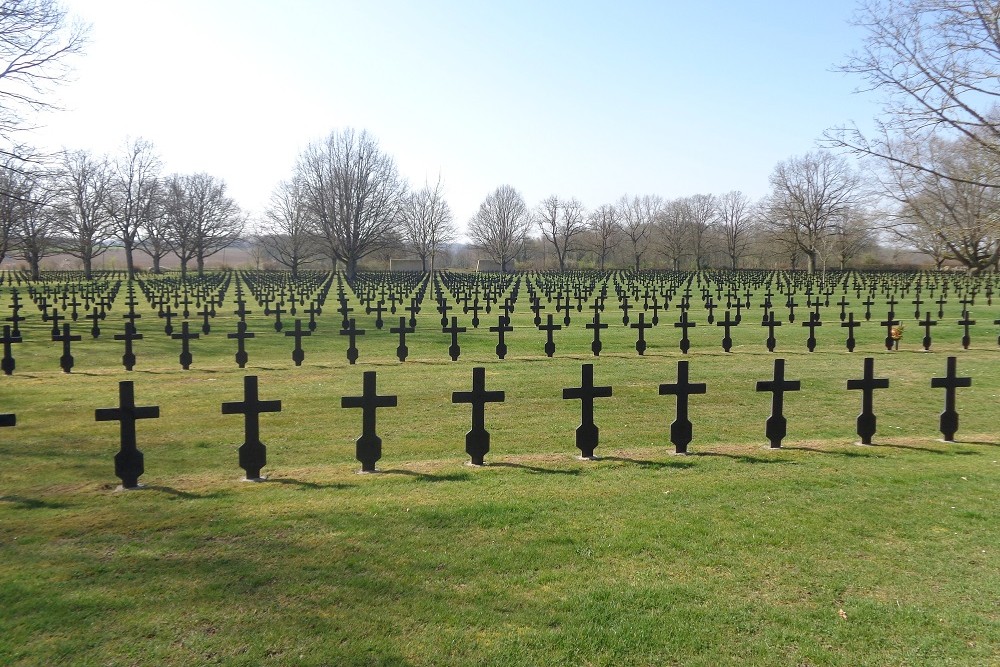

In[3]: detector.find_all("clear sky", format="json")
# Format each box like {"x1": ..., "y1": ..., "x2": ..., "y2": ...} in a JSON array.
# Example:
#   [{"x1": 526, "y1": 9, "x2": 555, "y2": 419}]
[{"x1": 35, "y1": 0, "x2": 879, "y2": 236}]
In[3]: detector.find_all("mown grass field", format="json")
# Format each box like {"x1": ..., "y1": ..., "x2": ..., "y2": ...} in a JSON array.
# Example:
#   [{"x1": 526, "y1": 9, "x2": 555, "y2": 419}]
[{"x1": 1, "y1": 270, "x2": 998, "y2": 666}]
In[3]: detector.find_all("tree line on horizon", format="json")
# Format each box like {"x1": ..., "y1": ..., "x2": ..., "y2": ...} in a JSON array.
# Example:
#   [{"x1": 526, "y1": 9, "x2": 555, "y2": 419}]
[{"x1": 1, "y1": 0, "x2": 998, "y2": 279}]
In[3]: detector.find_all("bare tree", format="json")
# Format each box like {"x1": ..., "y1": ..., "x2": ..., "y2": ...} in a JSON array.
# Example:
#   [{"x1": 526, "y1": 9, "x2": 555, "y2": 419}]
[
  {"x1": 467, "y1": 184, "x2": 532, "y2": 272},
  {"x1": 0, "y1": 153, "x2": 31, "y2": 265},
  {"x1": 618, "y1": 194, "x2": 659, "y2": 271},
  {"x1": 535, "y1": 195, "x2": 586, "y2": 271},
  {"x1": 295, "y1": 128, "x2": 406, "y2": 278},
  {"x1": 137, "y1": 190, "x2": 170, "y2": 274},
  {"x1": 259, "y1": 178, "x2": 321, "y2": 278},
  {"x1": 828, "y1": 0, "x2": 1000, "y2": 189},
  {"x1": 831, "y1": 207, "x2": 878, "y2": 269},
  {"x1": 105, "y1": 138, "x2": 161, "y2": 279},
  {"x1": 164, "y1": 172, "x2": 244, "y2": 277},
  {"x1": 0, "y1": 0, "x2": 88, "y2": 163},
  {"x1": 684, "y1": 194, "x2": 717, "y2": 269},
  {"x1": 882, "y1": 137, "x2": 1000, "y2": 274},
  {"x1": 716, "y1": 190, "x2": 755, "y2": 269},
  {"x1": 11, "y1": 167, "x2": 55, "y2": 278},
  {"x1": 585, "y1": 203, "x2": 621, "y2": 270},
  {"x1": 401, "y1": 175, "x2": 455, "y2": 271},
  {"x1": 51, "y1": 148, "x2": 112, "y2": 278},
  {"x1": 764, "y1": 151, "x2": 862, "y2": 274},
  {"x1": 652, "y1": 198, "x2": 689, "y2": 270}
]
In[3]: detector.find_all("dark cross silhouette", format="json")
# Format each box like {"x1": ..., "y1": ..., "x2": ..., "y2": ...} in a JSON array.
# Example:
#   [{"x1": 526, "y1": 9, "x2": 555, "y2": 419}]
[
  {"x1": 339, "y1": 318, "x2": 365, "y2": 365},
  {"x1": 171, "y1": 321, "x2": 200, "y2": 370},
  {"x1": 631, "y1": 312, "x2": 652, "y2": 355},
  {"x1": 912, "y1": 294, "x2": 924, "y2": 319},
  {"x1": 368, "y1": 300, "x2": 386, "y2": 329},
  {"x1": 86, "y1": 306, "x2": 102, "y2": 338},
  {"x1": 658, "y1": 360, "x2": 707, "y2": 454},
  {"x1": 228, "y1": 324, "x2": 255, "y2": 369},
  {"x1": 161, "y1": 305, "x2": 175, "y2": 336},
  {"x1": 838, "y1": 295, "x2": 851, "y2": 322},
  {"x1": 438, "y1": 299, "x2": 454, "y2": 328},
  {"x1": 46, "y1": 307, "x2": 63, "y2": 338},
  {"x1": 847, "y1": 357, "x2": 890, "y2": 445},
  {"x1": 761, "y1": 311, "x2": 781, "y2": 353},
  {"x1": 199, "y1": 301, "x2": 212, "y2": 335},
  {"x1": 587, "y1": 310, "x2": 608, "y2": 356},
  {"x1": 995, "y1": 317, "x2": 1000, "y2": 346},
  {"x1": 342, "y1": 370, "x2": 398, "y2": 472},
  {"x1": 304, "y1": 302, "x2": 320, "y2": 331},
  {"x1": 620, "y1": 295, "x2": 631, "y2": 326},
  {"x1": 958, "y1": 310, "x2": 976, "y2": 349},
  {"x1": 222, "y1": 375, "x2": 282, "y2": 480},
  {"x1": 841, "y1": 312, "x2": 861, "y2": 352},
  {"x1": 114, "y1": 325, "x2": 143, "y2": 371},
  {"x1": 452, "y1": 366, "x2": 505, "y2": 465},
  {"x1": 53, "y1": 322, "x2": 81, "y2": 373},
  {"x1": 716, "y1": 310, "x2": 739, "y2": 353},
  {"x1": 674, "y1": 310, "x2": 695, "y2": 354},
  {"x1": 490, "y1": 317, "x2": 513, "y2": 359},
  {"x1": 390, "y1": 317, "x2": 414, "y2": 362},
  {"x1": 443, "y1": 315, "x2": 467, "y2": 361},
  {"x1": 755, "y1": 358, "x2": 801, "y2": 448},
  {"x1": 530, "y1": 295, "x2": 545, "y2": 327},
  {"x1": 862, "y1": 295, "x2": 875, "y2": 321},
  {"x1": 931, "y1": 356, "x2": 972, "y2": 442},
  {"x1": 562, "y1": 363, "x2": 612, "y2": 459},
  {"x1": 95, "y1": 381, "x2": 160, "y2": 489},
  {"x1": 539, "y1": 313, "x2": 561, "y2": 357},
  {"x1": 921, "y1": 311, "x2": 937, "y2": 351},
  {"x1": 1, "y1": 324, "x2": 21, "y2": 375},
  {"x1": 271, "y1": 301, "x2": 285, "y2": 332},
  {"x1": 880, "y1": 312, "x2": 900, "y2": 351},
  {"x1": 802, "y1": 312, "x2": 822, "y2": 352},
  {"x1": 285, "y1": 318, "x2": 311, "y2": 366}
]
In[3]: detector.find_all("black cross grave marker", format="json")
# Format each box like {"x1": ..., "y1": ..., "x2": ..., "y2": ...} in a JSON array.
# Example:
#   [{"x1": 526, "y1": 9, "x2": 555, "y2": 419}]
[
  {"x1": 228, "y1": 324, "x2": 255, "y2": 369},
  {"x1": 95, "y1": 381, "x2": 160, "y2": 489},
  {"x1": 716, "y1": 310, "x2": 739, "y2": 353},
  {"x1": 755, "y1": 358, "x2": 801, "y2": 448},
  {"x1": 841, "y1": 311, "x2": 861, "y2": 353},
  {"x1": 443, "y1": 316, "x2": 466, "y2": 361},
  {"x1": 587, "y1": 310, "x2": 608, "y2": 356},
  {"x1": 958, "y1": 311, "x2": 976, "y2": 350},
  {"x1": 762, "y1": 311, "x2": 781, "y2": 353},
  {"x1": 452, "y1": 366, "x2": 505, "y2": 465},
  {"x1": 284, "y1": 318, "x2": 311, "y2": 366},
  {"x1": 658, "y1": 360, "x2": 707, "y2": 454},
  {"x1": 171, "y1": 321, "x2": 200, "y2": 370},
  {"x1": 562, "y1": 363, "x2": 612, "y2": 459},
  {"x1": 114, "y1": 324, "x2": 143, "y2": 371},
  {"x1": 674, "y1": 310, "x2": 695, "y2": 354},
  {"x1": 539, "y1": 313, "x2": 561, "y2": 358},
  {"x1": 921, "y1": 311, "x2": 937, "y2": 351},
  {"x1": 802, "y1": 312, "x2": 822, "y2": 353},
  {"x1": 339, "y1": 318, "x2": 365, "y2": 365},
  {"x1": 53, "y1": 322, "x2": 81, "y2": 373},
  {"x1": 930, "y1": 356, "x2": 972, "y2": 442},
  {"x1": 222, "y1": 375, "x2": 282, "y2": 480},
  {"x1": 390, "y1": 317, "x2": 414, "y2": 362},
  {"x1": 847, "y1": 357, "x2": 889, "y2": 445},
  {"x1": 631, "y1": 311, "x2": 652, "y2": 355},
  {"x1": 1, "y1": 324, "x2": 21, "y2": 375},
  {"x1": 342, "y1": 371, "x2": 398, "y2": 472},
  {"x1": 490, "y1": 317, "x2": 513, "y2": 360}
]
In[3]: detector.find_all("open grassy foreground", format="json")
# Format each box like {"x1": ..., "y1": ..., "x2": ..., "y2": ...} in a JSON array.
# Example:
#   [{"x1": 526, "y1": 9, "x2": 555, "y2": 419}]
[{"x1": 1, "y1": 271, "x2": 999, "y2": 666}]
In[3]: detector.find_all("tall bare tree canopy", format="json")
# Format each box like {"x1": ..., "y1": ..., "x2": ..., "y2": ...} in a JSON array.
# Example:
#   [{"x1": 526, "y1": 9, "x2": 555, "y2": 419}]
[
  {"x1": 764, "y1": 151, "x2": 863, "y2": 274},
  {"x1": 106, "y1": 137, "x2": 161, "y2": 279},
  {"x1": 468, "y1": 184, "x2": 531, "y2": 272},
  {"x1": 829, "y1": 0, "x2": 1000, "y2": 188},
  {"x1": 295, "y1": 128, "x2": 407, "y2": 278},
  {"x1": 884, "y1": 137, "x2": 1000, "y2": 274},
  {"x1": 52, "y1": 148, "x2": 112, "y2": 278},
  {"x1": 0, "y1": 0, "x2": 88, "y2": 155},
  {"x1": 536, "y1": 195, "x2": 586, "y2": 271},
  {"x1": 259, "y1": 178, "x2": 321, "y2": 278},
  {"x1": 585, "y1": 203, "x2": 621, "y2": 271},
  {"x1": 401, "y1": 176, "x2": 455, "y2": 272},
  {"x1": 716, "y1": 190, "x2": 755, "y2": 269},
  {"x1": 163, "y1": 172, "x2": 244, "y2": 277}
]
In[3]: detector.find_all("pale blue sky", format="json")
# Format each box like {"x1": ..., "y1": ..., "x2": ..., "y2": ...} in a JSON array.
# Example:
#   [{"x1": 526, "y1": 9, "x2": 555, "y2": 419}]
[{"x1": 38, "y1": 1, "x2": 877, "y2": 235}]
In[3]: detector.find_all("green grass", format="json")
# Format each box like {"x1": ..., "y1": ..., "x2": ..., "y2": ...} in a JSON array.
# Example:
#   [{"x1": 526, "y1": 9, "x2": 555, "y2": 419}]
[{"x1": 1, "y1": 270, "x2": 999, "y2": 666}]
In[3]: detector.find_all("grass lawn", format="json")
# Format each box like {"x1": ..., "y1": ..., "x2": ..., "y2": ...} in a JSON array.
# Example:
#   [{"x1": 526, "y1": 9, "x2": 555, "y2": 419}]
[{"x1": 1, "y1": 270, "x2": 998, "y2": 666}]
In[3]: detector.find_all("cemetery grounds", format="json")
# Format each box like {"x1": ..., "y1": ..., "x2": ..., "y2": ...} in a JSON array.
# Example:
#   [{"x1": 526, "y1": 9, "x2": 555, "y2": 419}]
[{"x1": 0, "y1": 269, "x2": 998, "y2": 666}]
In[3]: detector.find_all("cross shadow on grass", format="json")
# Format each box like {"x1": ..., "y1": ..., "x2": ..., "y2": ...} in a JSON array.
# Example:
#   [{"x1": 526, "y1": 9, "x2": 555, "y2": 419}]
[
  {"x1": 0, "y1": 494, "x2": 73, "y2": 510},
  {"x1": 601, "y1": 456, "x2": 695, "y2": 470},
  {"x1": 379, "y1": 469, "x2": 473, "y2": 482},
  {"x1": 264, "y1": 478, "x2": 354, "y2": 490},
  {"x1": 870, "y1": 442, "x2": 978, "y2": 455},
  {"x1": 489, "y1": 462, "x2": 581, "y2": 475},
  {"x1": 693, "y1": 451, "x2": 797, "y2": 464},
  {"x1": 143, "y1": 485, "x2": 227, "y2": 499},
  {"x1": 783, "y1": 446, "x2": 881, "y2": 458}
]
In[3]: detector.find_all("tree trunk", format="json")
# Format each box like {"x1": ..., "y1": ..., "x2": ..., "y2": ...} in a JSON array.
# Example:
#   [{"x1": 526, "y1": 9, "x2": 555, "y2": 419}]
[
  {"x1": 806, "y1": 249, "x2": 818, "y2": 274},
  {"x1": 180, "y1": 258, "x2": 188, "y2": 279},
  {"x1": 123, "y1": 241, "x2": 135, "y2": 280},
  {"x1": 196, "y1": 255, "x2": 205, "y2": 277},
  {"x1": 30, "y1": 257, "x2": 40, "y2": 281},
  {"x1": 83, "y1": 256, "x2": 92, "y2": 280},
  {"x1": 347, "y1": 256, "x2": 358, "y2": 280}
]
